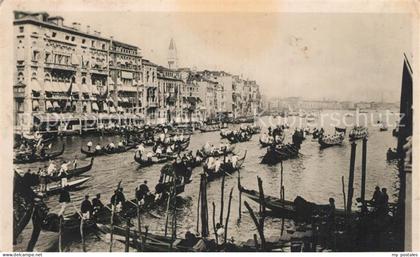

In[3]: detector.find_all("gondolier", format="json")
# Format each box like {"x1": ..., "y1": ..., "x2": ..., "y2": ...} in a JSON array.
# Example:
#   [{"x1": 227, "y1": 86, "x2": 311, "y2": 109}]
[
  {"x1": 58, "y1": 185, "x2": 71, "y2": 217},
  {"x1": 81, "y1": 195, "x2": 93, "y2": 219}
]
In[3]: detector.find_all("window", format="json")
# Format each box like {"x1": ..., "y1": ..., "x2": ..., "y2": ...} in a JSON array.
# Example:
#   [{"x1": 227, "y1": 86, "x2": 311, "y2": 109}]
[
  {"x1": 32, "y1": 50, "x2": 39, "y2": 61},
  {"x1": 71, "y1": 36, "x2": 75, "y2": 41},
  {"x1": 19, "y1": 26, "x2": 24, "y2": 33},
  {"x1": 52, "y1": 32, "x2": 57, "y2": 37},
  {"x1": 17, "y1": 72, "x2": 24, "y2": 82},
  {"x1": 91, "y1": 40, "x2": 95, "y2": 47},
  {"x1": 65, "y1": 35, "x2": 70, "y2": 40},
  {"x1": 102, "y1": 43, "x2": 105, "y2": 50},
  {"x1": 82, "y1": 39, "x2": 86, "y2": 44}
]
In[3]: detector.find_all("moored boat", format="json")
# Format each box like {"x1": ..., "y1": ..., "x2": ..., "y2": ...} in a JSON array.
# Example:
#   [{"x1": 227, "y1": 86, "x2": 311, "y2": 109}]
[{"x1": 13, "y1": 144, "x2": 65, "y2": 164}]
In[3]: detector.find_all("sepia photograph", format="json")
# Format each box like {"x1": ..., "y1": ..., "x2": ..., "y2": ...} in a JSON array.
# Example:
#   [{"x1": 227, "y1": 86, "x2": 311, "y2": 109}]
[{"x1": 1, "y1": 0, "x2": 417, "y2": 253}]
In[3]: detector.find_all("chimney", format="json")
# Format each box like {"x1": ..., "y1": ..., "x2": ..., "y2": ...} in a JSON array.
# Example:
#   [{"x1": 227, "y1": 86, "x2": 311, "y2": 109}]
[{"x1": 86, "y1": 25, "x2": 90, "y2": 34}]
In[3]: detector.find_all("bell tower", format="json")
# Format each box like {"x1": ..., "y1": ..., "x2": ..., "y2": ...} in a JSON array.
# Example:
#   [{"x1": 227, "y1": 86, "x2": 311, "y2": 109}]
[{"x1": 168, "y1": 38, "x2": 178, "y2": 69}]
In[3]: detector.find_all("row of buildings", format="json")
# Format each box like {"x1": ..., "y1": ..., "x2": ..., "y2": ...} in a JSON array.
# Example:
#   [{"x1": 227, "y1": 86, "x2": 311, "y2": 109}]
[
  {"x1": 13, "y1": 11, "x2": 262, "y2": 132},
  {"x1": 265, "y1": 97, "x2": 399, "y2": 114}
]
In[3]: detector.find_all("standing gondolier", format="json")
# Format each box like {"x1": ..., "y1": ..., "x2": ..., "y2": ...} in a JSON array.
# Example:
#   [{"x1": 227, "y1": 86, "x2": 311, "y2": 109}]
[{"x1": 58, "y1": 185, "x2": 71, "y2": 217}]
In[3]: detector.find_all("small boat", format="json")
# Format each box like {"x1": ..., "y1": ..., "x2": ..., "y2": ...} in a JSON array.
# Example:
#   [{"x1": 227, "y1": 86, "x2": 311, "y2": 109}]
[
  {"x1": 386, "y1": 149, "x2": 400, "y2": 161},
  {"x1": 318, "y1": 134, "x2": 344, "y2": 149},
  {"x1": 226, "y1": 132, "x2": 252, "y2": 144},
  {"x1": 203, "y1": 151, "x2": 247, "y2": 181},
  {"x1": 379, "y1": 122, "x2": 388, "y2": 131},
  {"x1": 134, "y1": 152, "x2": 172, "y2": 167},
  {"x1": 239, "y1": 185, "x2": 346, "y2": 222},
  {"x1": 260, "y1": 134, "x2": 285, "y2": 148},
  {"x1": 80, "y1": 144, "x2": 136, "y2": 157},
  {"x1": 13, "y1": 144, "x2": 65, "y2": 164},
  {"x1": 200, "y1": 145, "x2": 236, "y2": 158},
  {"x1": 45, "y1": 158, "x2": 94, "y2": 182},
  {"x1": 260, "y1": 144, "x2": 300, "y2": 165},
  {"x1": 349, "y1": 126, "x2": 368, "y2": 141},
  {"x1": 35, "y1": 177, "x2": 90, "y2": 196},
  {"x1": 200, "y1": 126, "x2": 221, "y2": 133}
]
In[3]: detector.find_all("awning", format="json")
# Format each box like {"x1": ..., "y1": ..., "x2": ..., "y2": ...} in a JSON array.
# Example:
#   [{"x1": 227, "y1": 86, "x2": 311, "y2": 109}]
[
  {"x1": 80, "y1": 85, "x2": 90, "y2": 93},
  {"x1": 53, "y1": 101, "x2": 60, "y2": 108},
  {"x1": 108, "y1": 79, "x2": 115, "y2": 86},
  {"x1": 109, "y1": 106, "x2": 116, "y2": 113},
  {"x1": 103, "y1": 102, "x2": 109, "y2": 111},
  {"x1": 117, "y1": 97, "x2": 122, "y2": 102},
  {"x1": 30, "y1": 79, "x2": 42, "y2": 92},
  {"x1": 120, "y1": 86, "x2": 137, "y2": 92},
  {"x1": 121, "y1": 71, "x2": 133, "y2": 79},
  {"x1": 58, "y1": 82, "x2": 68, "y2": 92},
  {"x1": 92, "y1": 102, "x2": 99, "y2": 111},
  {"x1": 117, "y1": 106, "x2": 124, "y2": 112},
  {"x1": 46, "y1": 101, "x2": 53, "y2": 109},
  {"x1": 32, "y1": 100, "x2": 39, "y2": 109},
  {"x1": 83, "y1": 102, "x2": 88, "y2": 107},
  {"x1": 65, "y1": 101, "x2": 71, "y2": 108}
]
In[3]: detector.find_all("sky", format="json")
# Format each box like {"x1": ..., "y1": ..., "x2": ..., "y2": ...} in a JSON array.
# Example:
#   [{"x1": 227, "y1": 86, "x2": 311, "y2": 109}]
[{"x1": 50, "y1": 11, "x2": 412, "y2": 102}]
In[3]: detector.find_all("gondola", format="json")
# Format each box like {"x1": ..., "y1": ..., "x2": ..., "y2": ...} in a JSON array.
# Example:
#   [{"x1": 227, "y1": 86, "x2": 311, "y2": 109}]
[
  {"x1": 386, "y1": 149, "x2": 400, "y2": 161},
  {"x1": 348, "y1": 127, "x2": 368, "y2": 141},
  {"x1": 318, "y1": 134, "x2": 344, "y2": 149},
  {"x1": 13, "y1": 144, "x2": 65, "y2": 164},
  {"x1": 239, "y1": 185, "x2": 346, "y2": 221},
  {"x1": 203, "y1": 151, "x2": 247, "y2": 181},
  {"x1": 259, "y1": 134, "x2": 284, "y2": 148},
  {"x1": 45, "y1": 158, "x2": 94, "y2": 182},
  {"x1": 34, "y1": 177, "x2": 90, "y2": 196},
  {"x1": 80, "y1": 144, "x2": 136, "y2": 157},
  {"x1": 200, "y1": 145, "x2": 235, "y2": 158},
  {"x1": 226, "y1": 133, "x2": 252, "y2": 144},
  {"x1": 260, "y1": 143, "x2": 300, "y2": 165},
  {"x1": 134, "y1": 152, "x2": 171, "y2": 167},
  {"x1": 199, "y1": 126, "x2": 220, "y2": 133}
]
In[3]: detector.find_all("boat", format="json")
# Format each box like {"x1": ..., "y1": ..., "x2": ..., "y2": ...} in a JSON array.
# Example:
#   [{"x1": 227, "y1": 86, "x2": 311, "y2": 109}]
[
  {"x1": 318, "y1": 134, "x2": 344, "y2": 149},
  {"x1": 35, "y1": 177, "x2": 91, "y2": 196},
  {"x1": 203, "y1": 151, "x2": 247, "y2": 181},
  {"x1": 386, "y1": 149, "x2": 400, "y2": 161},
  {"x1": 225, "y1": 132, "x2": 252, "y2": 144},
  {"x1": 80, "y1": 144, "x2": 136, "y2": 157},
  {"x1": 13, "y1": 144, "x2": 65, "y2": 164},
  {"x1": 259, "y1": 134, "x2": 284, "y2": 148},
  {"x1": 39, "y1": 158, "x2": 95, "y2": 183},
  {"x1": 200, "y1": 126, "x2": 221, "y2": 133},
  {"x1": 200, "y1": 144, "x2": 236, "y2": 158},
  {"x1": 134, "y1": 152, "x2": 172, "y2": 167},
  {"x1": 379, "y1": 122, "x2": 388, "y2": 131},
  {"x1": 239, "y1": 185, "x2": 346, "y2": 222},
  {"x1": 260, "y1": 143, "x2": 300, "y2": 165},
  {"x1": 349, "y1": 126, "x2": 368, "y2": 141}
]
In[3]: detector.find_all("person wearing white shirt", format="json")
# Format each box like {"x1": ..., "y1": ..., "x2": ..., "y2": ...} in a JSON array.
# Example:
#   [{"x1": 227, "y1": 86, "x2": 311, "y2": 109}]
[
  {"x1": 231, "y1": 155, "x2": 238, "y2": 168},
  {"x1": 87, "y1": 141, "x2": 93, "y2": 151},
  {"x1": 47, "y1": 161, "x2": 56, "y2": 175},
  {"x1": 173, "y1": 135, "x2": 179, "y2": 142},
  {"x1": 137, "y1": 143, "x2": 145, "y2": 154},
  {"x1": 179, "y1": 133, "x2": 184, "y2": 141},
  {"x1": 95, "y1": 144, "x2": 102, "y2": 151},
  {"x1": 156, "y1": 146, "x2": 162, "y2": 155}
]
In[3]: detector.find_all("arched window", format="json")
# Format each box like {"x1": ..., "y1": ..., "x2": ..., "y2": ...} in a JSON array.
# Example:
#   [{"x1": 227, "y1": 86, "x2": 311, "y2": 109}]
[
  {"x1": 44, "y1": 73, "x2": 51, "y2": 82},
  {"x1": 71, "y1": 76, "x2": 76, "y2": 83},
  {"x1": 81, "y1": 77, "x2": 86, "y2": 84},
  {"x1": 31, "y1": 72, "x2": 37, "y2": 80},
  {"x1": 17, "y1": 72, "x2": 24, "y2": 82}
]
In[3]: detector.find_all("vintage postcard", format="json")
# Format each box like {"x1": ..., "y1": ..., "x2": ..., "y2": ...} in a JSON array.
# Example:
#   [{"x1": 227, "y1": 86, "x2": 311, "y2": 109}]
[{"x1": 0, "y1": 0, "x2": 418, "y2": 253}]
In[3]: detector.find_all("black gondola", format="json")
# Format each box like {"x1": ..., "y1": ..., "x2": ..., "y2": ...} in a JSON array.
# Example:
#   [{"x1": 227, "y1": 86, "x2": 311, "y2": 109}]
[
  {"x1": 80, "y1": 144, "x2": 136, "y2": 157},
  {"x1": 203, "y1": 151, "x2": 247, "y2": 181},
  {"x1": 260, "y1": 143, "x2": 300, "y2": 165},
  {"x1": 44, "y1": 158, "x2": 94, "y2": 182},
  {"x1": 318, "y1": 134, "x2": 344, "y2": 149},
  {"x1": 13, "y1": 144, "x2": 65, "y2": 164}
]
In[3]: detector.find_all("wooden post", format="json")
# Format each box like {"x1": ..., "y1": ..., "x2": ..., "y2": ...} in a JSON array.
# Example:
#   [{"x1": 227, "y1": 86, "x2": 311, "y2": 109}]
[
  {"x1": 280, "y1": 161, "x2": 284, "y2": 199},
  {"x1": 224, "y1": 187, "x2": 234, "y2": 244},
  {"x1": 125, "y1": 218, "x2": 130, "y2": 252},
  {"x1": 137, "y1": 204, "x2": 142, "y2": 252},
  {"x1": 58, "y1": 215, "x2": 62, "y2": 252},
  {"x1": 341, "y1": 176, "x2": 347, "y2": 216},
  {"x1": 347, "y1": 142, "x2": 357, "y2": 215},
  {"x1": 80, "y1": 216, "x2": 86, "y2": 252},
  {"x1": 196, "y1": 181, "x2": 201, "y2": 234},
  {"x1": 219, "y1": 171, "x2": 225, "y2": 225},
  {"x1": 143, "y1": 226, "x2": 148, "y2": 251},
  {"x1": 200, "y1": 174, "x2": 209, "y2": 237},
  {"x1": 237, "y1": 170, "x2": 242, "y2": 221},
  {"x1": 164, "y1": 178, "x2": 173, "y2": 237},
  {"x1": 253, "y1": 234, "x2": 259, "y2": 252},
  {"x1": 212, "y1": 201, "x2": 218, "y2": 244},
  {"x1": 281, "y1": 186, "x2": 285, "y2": 236},
  {"x1": 361, "y1": 138, "x2": 367, "y2": 208},
  {"x1": 109, "y1": 204, "x2": 115, "y2": 252},
  {"x1": 244, "y1": 201, "x2": 266, "y2": 250}
]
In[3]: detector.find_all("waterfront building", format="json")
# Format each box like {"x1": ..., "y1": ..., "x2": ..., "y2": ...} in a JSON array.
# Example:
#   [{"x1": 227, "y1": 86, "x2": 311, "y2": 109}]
[
  {"x1": 142, "y1": 59, "x2": 159, "y2": 124},
  {"x1": 157, "y1": 66, "x2": 184, "y2": 123}
]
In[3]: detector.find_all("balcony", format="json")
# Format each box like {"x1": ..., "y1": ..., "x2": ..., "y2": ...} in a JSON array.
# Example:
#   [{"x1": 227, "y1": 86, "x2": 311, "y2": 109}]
[
  {"x1": 44, "y1": 62, "x2": 76, "y2": 71},
  {"x1": 147, "y1": 99, "x2": 158, "y2": 108}
]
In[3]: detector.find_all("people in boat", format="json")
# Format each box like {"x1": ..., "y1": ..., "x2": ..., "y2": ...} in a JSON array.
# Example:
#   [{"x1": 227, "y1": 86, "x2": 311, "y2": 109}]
[
  {"x1": 136, "y1": 180, "x2": 150, "y2": 205},
  {"x1": 371, "y1": 186, "x2": 381, "y2": 208},
  {"x1": 111, "y1": 188, "x2": 126, "y2": 211},
  {"x1": 378, "y1": 188, "x2": 389, "y2": 215},
  {"x1": 179, "y1": 133, "x2": 184, "y2": 141},
  {"x1": 117, "y1": 141, "x2": 124, "y2": 148},
  {"x1": 73, "y1": 156, "x2": 78, "y2": 169},
  {"x1": 231, "y1": 155, "x2": 238, "y2": 168},
  {"x1": 92, "y1": 193, "x2": 104, "y2": 214},
  {"x1": 81, "y1": 194, "x2": 93, "y2": 219},
  {"x1": 39, "y1": 168, "x2": 48, "y2": 192},
  {"x1": 155, "y1": 181, "x2": 165, "y2": 201},
  {"x1": 47, "y1": 161, "x2": 56, "y2": 176},
  {"x1": 58, "y1": 185, "x2": 70, "y2": 217},
  {"x1": 108, "y1": 142, "x2": 116, "y2": 149},
  {"x1": 95, "y1": 144, "x2": 102, "y2": 152},
  {"x1": 87, "y1": 141, "x2": 93, "y2": 151},
  {"x1": 155, "y1": 145, "x2": 163, "y2": 156},
  {"x1": 137, "y1": 143, "x2": 145, "y2": 154}
]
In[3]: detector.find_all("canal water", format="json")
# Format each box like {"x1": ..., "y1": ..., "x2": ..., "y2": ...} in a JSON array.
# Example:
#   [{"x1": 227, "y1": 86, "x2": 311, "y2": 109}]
[{"x1": 14, "y1": 110, "x2": 400, "y2": 251}]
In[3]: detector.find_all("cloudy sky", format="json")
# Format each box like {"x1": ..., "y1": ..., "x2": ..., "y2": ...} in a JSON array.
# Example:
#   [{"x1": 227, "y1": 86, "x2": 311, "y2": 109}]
[{"x1": 49, "y1": 11, "x2": 412, "y2": 102}]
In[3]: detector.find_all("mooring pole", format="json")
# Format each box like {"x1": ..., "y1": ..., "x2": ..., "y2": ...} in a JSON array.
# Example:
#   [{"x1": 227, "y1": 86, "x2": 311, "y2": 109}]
[
  {"x1": 224, "y1": 188, "x2": 234, "y2": 244},
  {"x1": 125, "y1": 218, "x2": 130, "y2": 252},
  {"x1": 220, "y1": 171, "x2": 225, "y2": 225},
  {"x1": 347, "y1": 142, "x2": 357, "y2": 215},
  {"x1": 341, "y1": 176, "x2": 347, "y2": 216},
  {"x1": 237, "y1": 170, "x2": 242, "y2": 221},
  {"x1": 80, "y1": 216, "x2": 86, "y2": 252},
  {"x1": 361, "y1": 137, "x2": 368, "y2": 209},
  {"x1": 212, "y1": 201, "x2": 218, "y2": 244},
  {"x1": 137, "y1": 204, "x2": 142, "y2": 252},
  {"x1": 200, "y1": 174, "x2": 209, "y2": 237},
  {"x1": 196, "y1": 180, "x2": 201, "y2": 234}
]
